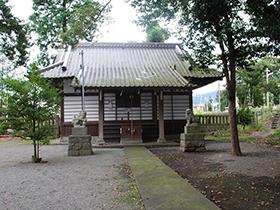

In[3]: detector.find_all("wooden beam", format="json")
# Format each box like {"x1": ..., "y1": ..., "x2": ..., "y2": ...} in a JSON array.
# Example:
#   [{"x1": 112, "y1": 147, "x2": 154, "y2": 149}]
[
  {"x1": 157, "y1": 91, "x2": 166, "y2": 143},
  {"x1": 97, "y1": 90, "x2": 105, "y2": 144}
]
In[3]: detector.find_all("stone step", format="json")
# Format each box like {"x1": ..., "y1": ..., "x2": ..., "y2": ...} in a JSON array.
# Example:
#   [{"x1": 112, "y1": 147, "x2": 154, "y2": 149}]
[{"x1": 271, "y1": 111, "x2": 280, "y2": 129}]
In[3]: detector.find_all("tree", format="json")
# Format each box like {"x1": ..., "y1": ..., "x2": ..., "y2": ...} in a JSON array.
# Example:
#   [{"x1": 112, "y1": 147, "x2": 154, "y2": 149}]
[
  {"x1": 247, "y1": 0, "x2": 280, "y2": 54},
  {"x1": 237, "y1": 57, "x2": 280, "y2": 108},
  {"x1": 30, "y1": 0, "x2": 112, "y2": 65},
  {"x1": 130, "y1": 0, "x2": 280, "y2": 156},
  {"x1": 0, "y1": 0, "x2": 28, "y2": 66},
  {"x1": 146, "y1": 21, "x2": 170, "y2": 42},
  {"x1": 4, "y1": 64, "x2": 59, "y2": 162},
  {"x1": 236, "y1": 66, "x2": 264, "y2": 108}
]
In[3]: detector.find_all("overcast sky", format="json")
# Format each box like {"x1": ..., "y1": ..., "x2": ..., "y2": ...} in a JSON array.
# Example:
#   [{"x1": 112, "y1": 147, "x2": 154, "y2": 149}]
[{"x1": 8, "y1": 0, "x2": 223, "y2": 95}]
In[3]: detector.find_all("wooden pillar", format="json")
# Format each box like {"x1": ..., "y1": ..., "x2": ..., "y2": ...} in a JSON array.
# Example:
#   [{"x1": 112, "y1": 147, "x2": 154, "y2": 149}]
[
  {"x1": 60, "y1": 94, "x2": 64, "y2": 137},
  {"x1": 157, "y1": 90, "x2": 166, "y2": 143},
  {"x1": 97, "y1": 90, "x2": 105, "y2": 144},
  {"x1": 189, "y1": 89, "x2": 193, "y2": 110}
]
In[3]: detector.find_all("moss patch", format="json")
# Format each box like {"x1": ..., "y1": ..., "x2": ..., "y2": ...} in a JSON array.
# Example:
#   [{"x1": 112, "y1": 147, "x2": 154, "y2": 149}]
[
  {"x1": 125, "y1": 147, "x2": 220, "y2": 210},
  {"x1": 113, "y1": 161, "x2": 145, "y2": 210}
]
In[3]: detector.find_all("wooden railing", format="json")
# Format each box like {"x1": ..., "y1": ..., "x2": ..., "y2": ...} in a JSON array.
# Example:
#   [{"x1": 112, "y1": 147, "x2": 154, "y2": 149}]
[{"x1": 195, "y1": 113, "x2": 229, "y2": 131}]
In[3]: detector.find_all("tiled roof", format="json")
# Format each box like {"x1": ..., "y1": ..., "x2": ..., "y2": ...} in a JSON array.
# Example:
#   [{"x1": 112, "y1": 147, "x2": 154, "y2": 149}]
[{"x1": 42, "y1": 42, "x2": 222, "y2": 88}]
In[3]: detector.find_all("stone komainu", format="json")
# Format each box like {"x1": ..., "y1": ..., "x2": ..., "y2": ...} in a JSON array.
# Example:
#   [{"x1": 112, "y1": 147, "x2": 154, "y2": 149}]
[
  {"x1": 72, "y1": 111, "x2": 87, "y2": 127},
  {"x1": 185, "y1": 109, "x2": 198, "y2": 126}
]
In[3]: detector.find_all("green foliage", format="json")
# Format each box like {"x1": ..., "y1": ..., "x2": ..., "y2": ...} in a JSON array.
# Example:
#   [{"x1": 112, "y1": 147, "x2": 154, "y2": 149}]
[
  {"x1": 273, "y1": 128, "x2": 280, "y2": 139},
  {"x1": 217, "y1": 89, "x2": 228, "y2": 111},
  {"x1": 146, "y1": 21, "x2": 170, "y2": 42},
  {"x1": 30, "y1": 0, "x2": 111, "y2": 65},
  {"x1": 265, "y1": 128, "x2": 280, "y2": 146},
  {"x1": 237, "y1": 57, "x2": 280, "y2": 107},
  {"x1": 131, "y1": 0, "x2": 279, "y2": 67},
  {"x1": 0, "y1": 120, "x2": 8, "y2": 135},
  {"x1": 0, "y1": 0, "x2": 29, "y2": 66},
  {"x1": 247, "y1": 0, "x2": 280, "y2": 54},
  {"x1": 130, "y1": 0, "x2": 280, "y2": 156},
  {"x1": 4, "y1": 64, "x2": 59, "y2": 161},
  {"x1": 238, "y1": 108, "x2": 254, "y2": 129}
]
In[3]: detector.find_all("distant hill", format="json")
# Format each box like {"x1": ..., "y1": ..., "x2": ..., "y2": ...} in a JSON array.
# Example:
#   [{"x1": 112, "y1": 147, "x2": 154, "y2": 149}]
[{"x1": 193, "y1": 91, "x2": 218, "y2": 105}]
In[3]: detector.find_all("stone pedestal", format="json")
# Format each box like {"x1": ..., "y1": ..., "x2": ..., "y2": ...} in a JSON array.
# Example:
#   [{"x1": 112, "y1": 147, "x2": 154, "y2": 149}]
[
  {"x1": 96, "y1": 138, "x2": 105, "y2": 145},
  {"x1": 180, "y1": 123, "x2": 206, "y2": 152},
  {"x1": 68, "y1": 127, "x2": 93, "y2": 156}
]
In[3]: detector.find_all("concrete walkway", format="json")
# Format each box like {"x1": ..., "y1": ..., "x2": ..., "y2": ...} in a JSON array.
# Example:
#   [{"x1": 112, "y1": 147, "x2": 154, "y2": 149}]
[{"x1": 124, "y1": 147, "x2": 220, "y2": 210}]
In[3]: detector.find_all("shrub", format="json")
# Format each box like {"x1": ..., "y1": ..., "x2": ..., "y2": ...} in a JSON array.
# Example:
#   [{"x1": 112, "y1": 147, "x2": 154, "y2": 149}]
[
  {"x1": 238, "y1": 108, "x2": 254, "y2": 130},
  {"x1": 0, "y1": 120, "x2": 9, "y2": 135}
]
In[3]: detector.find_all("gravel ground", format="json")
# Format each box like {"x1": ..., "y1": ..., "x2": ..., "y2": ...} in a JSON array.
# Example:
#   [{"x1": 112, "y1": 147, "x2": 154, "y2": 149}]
[{"x1": 0, "y1": 141, "x2": 141, "y2": 210}]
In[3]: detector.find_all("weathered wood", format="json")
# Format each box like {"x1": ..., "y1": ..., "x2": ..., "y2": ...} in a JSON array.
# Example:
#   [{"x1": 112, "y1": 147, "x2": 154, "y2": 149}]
[{"x1": 97, "y1": 90, "x2": 105, "y2": 144}]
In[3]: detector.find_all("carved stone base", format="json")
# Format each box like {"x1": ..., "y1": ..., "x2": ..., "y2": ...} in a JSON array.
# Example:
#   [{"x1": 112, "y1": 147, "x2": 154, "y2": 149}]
[
  {"x1": 180, "y1": 123, "x2": 206, "y2": 152},
  {"x1": 157, "y1": 138, "x2": 166, "y2": 143},
  {"x1": 68, "y1": 127, "x2": 93, "y2": 156},
  {"x1": 96, "y1": 138, "x2": 105, "y2": 145}
]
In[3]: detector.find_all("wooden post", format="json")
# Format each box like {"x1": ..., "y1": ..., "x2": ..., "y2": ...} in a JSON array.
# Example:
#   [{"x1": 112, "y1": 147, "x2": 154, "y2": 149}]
[
  {"x1": 60, "y1": 94, "x2": 64, "y2": 137},
  {"x1": 189, "y1": 89, "x2": 193, "y2": 110},
  {"x1": 97, "y1": 90, "x2": 105, "y2": 145},
  {"x1": 157, "y1": 91, "x2": 166, "y2": 143}
]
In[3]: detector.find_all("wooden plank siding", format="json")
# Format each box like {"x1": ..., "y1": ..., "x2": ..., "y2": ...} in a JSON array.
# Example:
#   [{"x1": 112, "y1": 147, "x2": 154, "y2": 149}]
[
  {"x1": 64, "y1": 96, "x2": 99, "y2": 122},
  {"x1": 104, "y1": 93, "x2": 116, "y2": 121},
  {"x1": 157, "y1": 93, "x2": 189, "y2": 120},
  {"x1": 61, "y1": 91, "x2": 189, "y2": 142}
]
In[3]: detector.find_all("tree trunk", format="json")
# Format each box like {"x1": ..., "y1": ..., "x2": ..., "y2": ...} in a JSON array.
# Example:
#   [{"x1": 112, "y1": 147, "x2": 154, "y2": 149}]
[
  {"x1": 33, "y1": 139, "x2": 37, "y2": 159},
  {"x1": 226, "y1": 31, "x2": 242, "y2": 156},
  {"x1": 36, "y1": 140, "x2": 40, "y2": 160},
  {"x1": 217, "y1": 30, "x2": 242, "y2": 156},
  {"x1": 228, "y1": 85, "x2": 242, "y2": 156}
]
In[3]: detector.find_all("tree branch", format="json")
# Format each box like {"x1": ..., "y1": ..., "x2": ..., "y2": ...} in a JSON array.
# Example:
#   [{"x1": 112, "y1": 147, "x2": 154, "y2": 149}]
[{"x1": 93, "y1": 0, "x2": 112, "y2": 22}]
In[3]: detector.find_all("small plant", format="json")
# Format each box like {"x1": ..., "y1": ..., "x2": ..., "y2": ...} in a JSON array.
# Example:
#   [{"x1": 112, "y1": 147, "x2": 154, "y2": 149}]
[
  {"x1": 273, "y1": 128, "x2": 280, "y2": 139},
  {"x1": 238, "y1": 108, "x2": 254, "y2": 130}
]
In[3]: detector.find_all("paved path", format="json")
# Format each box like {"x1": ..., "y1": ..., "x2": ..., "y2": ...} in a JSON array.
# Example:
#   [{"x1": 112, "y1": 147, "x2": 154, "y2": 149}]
[
  {"x1": 0, "y1": 141, "x2": 141, "y2": 210},
  {"x1": 125, "y1": 146, "x2": 220, "y2": 210}
]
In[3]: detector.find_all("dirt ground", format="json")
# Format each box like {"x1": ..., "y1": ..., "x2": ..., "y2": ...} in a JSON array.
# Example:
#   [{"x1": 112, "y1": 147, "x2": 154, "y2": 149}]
[{"x1": 150, "y1": 141, "x2": 280, "y2": 210}]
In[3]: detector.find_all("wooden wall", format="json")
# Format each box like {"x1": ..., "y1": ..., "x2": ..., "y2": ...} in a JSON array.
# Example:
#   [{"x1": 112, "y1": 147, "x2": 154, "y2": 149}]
[
  {"x1": 158, "y1": 94, "x2": 189, "y2": 120},
  {"x1": 64, "y1": 95, "x2": 99, "y2": 122},
  {"x1": 61, "y1": 90, "x2": 190, "y2": 141}
]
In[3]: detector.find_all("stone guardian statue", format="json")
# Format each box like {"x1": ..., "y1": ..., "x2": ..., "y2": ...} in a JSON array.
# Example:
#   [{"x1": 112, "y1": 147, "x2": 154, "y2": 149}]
[{"x1": 72, "y1": 111, "x2": 87, "y2": 127}]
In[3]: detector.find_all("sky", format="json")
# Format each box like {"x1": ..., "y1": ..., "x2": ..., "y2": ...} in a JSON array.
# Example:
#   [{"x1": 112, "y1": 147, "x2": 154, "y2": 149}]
[{"x1": 8, "y1": 0, "x2": 224, "y2": 95}]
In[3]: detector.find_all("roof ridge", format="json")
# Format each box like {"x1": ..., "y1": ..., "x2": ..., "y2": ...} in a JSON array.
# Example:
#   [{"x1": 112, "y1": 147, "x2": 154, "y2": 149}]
[
  {"x1": 41, "y1": 61, "x2": 64, "y2": 72},
  {"x1": 76, "y1": 42, "x2": 180, "y2": 49}
]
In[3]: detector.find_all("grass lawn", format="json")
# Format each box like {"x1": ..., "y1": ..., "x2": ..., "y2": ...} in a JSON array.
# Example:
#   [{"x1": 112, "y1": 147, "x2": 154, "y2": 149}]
[{"x1": 205, "y1": 135, "x2": 257, "y2": 142}]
